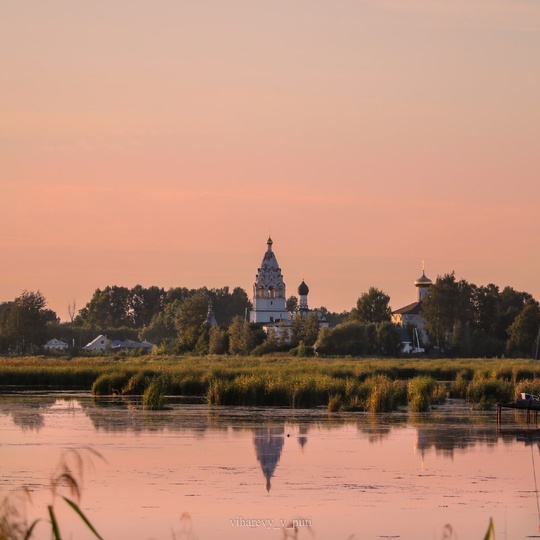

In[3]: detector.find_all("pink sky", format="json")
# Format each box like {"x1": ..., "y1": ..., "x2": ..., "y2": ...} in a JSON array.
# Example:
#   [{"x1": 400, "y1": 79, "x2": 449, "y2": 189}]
[{"x1": 1, "y1": 1, "x2": 539, "y2": 320}]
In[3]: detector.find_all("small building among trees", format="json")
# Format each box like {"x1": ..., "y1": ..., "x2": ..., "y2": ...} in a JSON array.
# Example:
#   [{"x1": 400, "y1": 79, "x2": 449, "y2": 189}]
[
  {"x1": 44, "y1": 338, "x2": 69, "y2": 352},
  {"x1": 391, "y1": 269, "x2": 433, "y2": 348}
]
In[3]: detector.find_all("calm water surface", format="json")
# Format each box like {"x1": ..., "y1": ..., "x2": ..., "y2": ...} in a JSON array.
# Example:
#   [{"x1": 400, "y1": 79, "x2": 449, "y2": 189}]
[{"x1": 1, "y1": 393, "x2": 540, "y2": 540}]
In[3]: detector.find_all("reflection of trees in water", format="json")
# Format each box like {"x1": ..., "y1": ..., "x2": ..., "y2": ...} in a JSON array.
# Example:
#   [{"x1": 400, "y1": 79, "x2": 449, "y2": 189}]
[
  {"x1": 0, "y1": 396, "x2": 58, "y2": 432},
  {"x1": 409, "y1": 409, "x2": 500, "y2": 458},
  {"x1": 81, "y1": 398, "x2": 218, "y2": 434},
  {"x1": 10, "y1": 395, "x2": 539, "y2": 462},
  {"x1": 500, "y1": 429, "x2": 540, "y2": 453},
  {"x1": 355, "y1": 413, "x2": 408, "y2": 443},
  {"x1": 414, "y1": 418, "x2": 498, "y2": 458},
  {"x1": 298, "y1": 425, "x2": 308, "y2": 450},
  {"x1": 253, "y1": 425, "x2": 285, "y2": 492}
]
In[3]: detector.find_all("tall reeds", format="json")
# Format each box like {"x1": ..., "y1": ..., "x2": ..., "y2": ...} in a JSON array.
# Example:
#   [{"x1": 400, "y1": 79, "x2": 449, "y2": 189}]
[
  {"x1": 466, "y1": 373, "x2": 513, "y2": 409},
  {"x1": 407, "y1": 376, "x2": 446, "y2": 412},
  {"x1": 363, "y1": 375, "x2": 407, "y2": 413},
  {"x1": 3, "y1": 355, "x2": 540, "y2": 411},
  {"x1": 142, "y1": 377, "x2": 168, "y2": 410}
]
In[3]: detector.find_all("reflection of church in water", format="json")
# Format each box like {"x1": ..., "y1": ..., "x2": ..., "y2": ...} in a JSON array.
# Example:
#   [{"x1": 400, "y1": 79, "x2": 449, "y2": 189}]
[
  {"x1": 253, "y1": 426, "x2": 285, "y2": 492},
  {"x1": 253, "y1": 425, "x2": 309, "y2": 491}
]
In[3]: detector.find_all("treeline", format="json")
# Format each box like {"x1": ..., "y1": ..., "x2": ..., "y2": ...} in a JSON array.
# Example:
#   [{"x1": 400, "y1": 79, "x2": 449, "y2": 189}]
[
  {"x1": 0, "y1": 285, "x2": 344, "y2": 356},
  {"x1": 68, "y1": 285, "x2": 347, "y2": 356},
  {"x1": 421, "y1": 273, "x2": 540, "y2": 358},
  {"x1": 0, "y1": 274, "x2": 538, "y2": 358},
  {"x1": 74, "y1": 285, "x2": 255, "y2": 353}
]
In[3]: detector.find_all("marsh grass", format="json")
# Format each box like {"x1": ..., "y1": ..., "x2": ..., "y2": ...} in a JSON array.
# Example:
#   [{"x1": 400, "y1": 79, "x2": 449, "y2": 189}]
[
  {"x1": 2, "y1": 356, "x2": 539, "y2": 410},
  {"x1": 142, "y1": 377, "x2": 167, "y2": 410},
  {"x1": 408, "y1": 376, "x2": 446, "y2": 412},
  {"x1": 449, "y1": 370, "x2": 470, "y2": 398},
  {"x1": 91, "y1": 372, "x2": 132, "y2": 395},
  {"x1": 466, "y1": 374, "x2": 514, "y2": 409},
  {"x1": 362, "y1": 375, "x2": 407, "y2": 413}
]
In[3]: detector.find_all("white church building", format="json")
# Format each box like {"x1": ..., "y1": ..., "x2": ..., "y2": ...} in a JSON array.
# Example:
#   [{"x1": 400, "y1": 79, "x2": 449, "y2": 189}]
[{"x1": 250, "y1": 237, "x2": 291, "y2": 324}]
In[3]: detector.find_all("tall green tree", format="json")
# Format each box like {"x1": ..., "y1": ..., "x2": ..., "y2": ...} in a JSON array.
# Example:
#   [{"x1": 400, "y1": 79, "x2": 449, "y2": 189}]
[
  {"x1": 506, "y1": 301, "x2": 540, "y2": 357},
  {"x1": 496, "y1": 286, "x2": 533, "y2": 342},
  {"x1": 175, "y1": 291, "x2": 210, "y2": 352},
  {"x1": 376, "y1": 322, "x2": 402, "y2": 356},
  {"x1": 351, "y1": 287, "x2": 392, "y2": 324},
  {"x1": 0, "y1": 291, "x2": 57, "y2": 354},
  {"x1": 286, "y1": 296, "x2": 298, "y2": 313},
  {"x1": 291, "y1": 313, "x2": 320, "y2": 347},
  {"x1": 76, "y1": 286, "x2": 132, "y2": 329},
  {"x1": 470, "y1": 284, "x2": 500, "y2": 334},
  {"x1": 421, "y1": 273, "x2": 472, "y2": 350},
  {"x1": 228, "y1": 316, "x2": 253, "y2": 355},
  {"x1": 208, "y1": 326, "x2": 229, "y2": 355},
  {"x1": 129, "y1": 285, "x2": 166, "y2": 328},
  {"x1": 209, "y1": 286, "x2": 251, "y2": 326},
  {"x1": 139, "y1": 300, "x2": 181, "y2": 344}
]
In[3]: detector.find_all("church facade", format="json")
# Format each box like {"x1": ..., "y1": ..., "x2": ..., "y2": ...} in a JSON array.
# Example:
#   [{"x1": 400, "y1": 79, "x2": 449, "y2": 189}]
[
  {"x1": 249, "y1": 237, "x2": 291, "y2": 324},
  {"x1": 249, "y1": 237, "x2": 328, "y2": 336}
]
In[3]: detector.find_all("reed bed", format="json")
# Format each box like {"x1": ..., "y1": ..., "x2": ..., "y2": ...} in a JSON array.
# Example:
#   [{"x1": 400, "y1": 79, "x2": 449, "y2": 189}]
[
  {"x1": 407, "y1": 376, "x2": 446, "y2": 412},
  {"x1": 1, "y1": 355, "x2": 539, "y2": 411},
  {"x1": 142, "y1": 377, "x2": 167, "y2": 410}
]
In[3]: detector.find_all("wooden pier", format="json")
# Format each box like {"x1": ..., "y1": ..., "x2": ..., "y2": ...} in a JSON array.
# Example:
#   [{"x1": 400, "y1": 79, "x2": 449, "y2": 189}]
[{"x1": 497, "y1": 400, "x2": 540, "y2": 425}]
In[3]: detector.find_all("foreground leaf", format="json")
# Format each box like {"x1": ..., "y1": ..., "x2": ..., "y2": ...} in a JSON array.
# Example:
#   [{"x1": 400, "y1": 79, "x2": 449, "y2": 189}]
[
  {"x1": 484, "y1": 518, "x2": 495, "y2": 540},
  {"x1": 47, "y1": 505, "x2": 61, "y2": 540},
  {"x1": 63, "y1": 496, "x2": 104, "y2": 540}
]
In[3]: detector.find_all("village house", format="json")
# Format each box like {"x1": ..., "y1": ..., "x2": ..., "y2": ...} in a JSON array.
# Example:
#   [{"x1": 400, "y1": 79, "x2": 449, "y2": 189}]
[
  {"x1": 83, "y1": 334, "x2": 111, "y2": 351},
  {"x1": 44, "y1": 338, "x2": 69, "y2": 352}
]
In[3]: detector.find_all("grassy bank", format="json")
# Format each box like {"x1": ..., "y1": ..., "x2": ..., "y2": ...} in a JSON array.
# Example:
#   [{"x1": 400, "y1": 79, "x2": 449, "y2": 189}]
[{"x1": 1, "y1": 355, "x2": 539, "y2": 411}]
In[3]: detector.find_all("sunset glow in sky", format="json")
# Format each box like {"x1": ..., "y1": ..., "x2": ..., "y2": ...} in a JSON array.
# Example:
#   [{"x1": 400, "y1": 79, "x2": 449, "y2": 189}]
[{"x1": 1, "y1": 1, "x2": 539, "y2": 320}]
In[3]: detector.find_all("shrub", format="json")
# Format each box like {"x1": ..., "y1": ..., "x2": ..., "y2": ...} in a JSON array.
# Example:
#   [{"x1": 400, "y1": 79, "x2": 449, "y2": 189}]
[{"x1": 142, "y1": 377, "x2": 167, "y2": 410}]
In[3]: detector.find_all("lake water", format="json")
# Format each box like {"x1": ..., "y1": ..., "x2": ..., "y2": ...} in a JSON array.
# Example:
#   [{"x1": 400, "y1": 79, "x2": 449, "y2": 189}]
[{"x1": 1, "y1": 393, "x2": 540, "y2": 540}]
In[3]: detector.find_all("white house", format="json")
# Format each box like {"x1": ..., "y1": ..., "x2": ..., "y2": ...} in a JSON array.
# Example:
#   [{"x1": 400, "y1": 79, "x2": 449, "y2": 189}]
[
  {"x1": 44, "y1": 338, "x2": 69, "y2": 351},
  {"x1": 83, "y1": 335, "x2": 112, "y2": 351}
]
